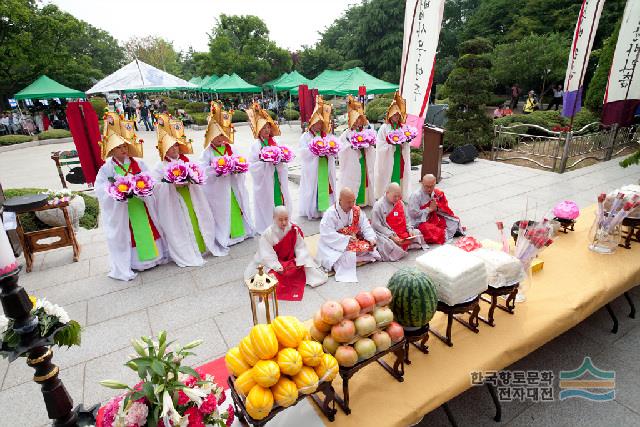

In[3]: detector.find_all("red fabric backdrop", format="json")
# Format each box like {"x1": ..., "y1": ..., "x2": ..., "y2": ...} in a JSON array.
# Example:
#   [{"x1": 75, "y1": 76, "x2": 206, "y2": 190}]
[{"x1": 66, "y1": 101, "x2": 104, "y2": 185}]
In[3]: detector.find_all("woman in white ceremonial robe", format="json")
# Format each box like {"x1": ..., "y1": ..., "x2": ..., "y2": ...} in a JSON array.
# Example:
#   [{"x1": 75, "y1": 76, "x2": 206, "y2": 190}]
[
  {"x1": 299, "y1": 96, "x2": 337, "y2": 220},
  {"x1": 95, "y1": 112, "x2": 167, "y2": 281},
  {"x1": 152, "y1": 113, "x2": 227, "y2": 268},
  {"x1": 374, "y1": 91, "x2": 412, "y2": 199},
  {"x1": 338, "y1": 96, "x2": 376, "y2": 207}
]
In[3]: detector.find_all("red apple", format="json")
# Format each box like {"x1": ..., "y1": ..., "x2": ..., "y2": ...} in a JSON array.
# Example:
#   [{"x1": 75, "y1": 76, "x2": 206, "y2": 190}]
[
  {"x1": 335, "y1": 345, "x2": 358, "y2": 367},
  {"x1": 309, "y1": 324, "x2": 327, "y2": 342},
  {"x1": 373, "y1": 306, "x2": 394, "y2": 327},
  {"x1": 355, "y1": 291, "x2": 376, "y2": 314},
  {"x1": 354, "y1": 338, "x2": 376, "y2": 360},
  {"x1": 313, "y1": 311, "x2": 331, "y2": 332},
  {"x1": 322, "y1": 335, "x2": 340, "y2": 355},
  {"x1": 331, "y1": 319, "x2": 356, "y2": 343},
  {"x1": 371, "y1": 286, "x2": 392, "y2": 306},
  {"x1": 354, "y1": 314, "x2": 377, "y2": 337},
  {"x1": 320, "y1": 301, "x2": 344, "y2": 325},
  {"x1": 371, "y1": 331, "x2": 392, "y2": 352},
  {"x1": 386, "y1": 322, "x2": 405, "y2": 343},
  {"x1": 340, "y1": 297, "x2": 361, "y2": 320}
]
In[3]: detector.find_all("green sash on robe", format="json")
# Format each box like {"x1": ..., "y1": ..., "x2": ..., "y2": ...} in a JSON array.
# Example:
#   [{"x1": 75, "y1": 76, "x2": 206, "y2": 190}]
[
  {"x1": 356, "y1": 151, "x2": 367, "y2": 205},
  {"x1": 262, "y1": 139, "x2": 284, "y2": 207},
  {"x1": 230, "y1": 190, "x2": 245, "y2": 238},
  {"x1": 391, "y1": 145, "x2": 402, "y2": 186},
  {"x1": 317, "y1": 156, "x2": 330, "y2": 212},
  {"x1": 176, "y1": 186, "x2": 206, "y2": 253},
  {"x1": 115, "y1": 164, "x2": 158, "y2": 261}
]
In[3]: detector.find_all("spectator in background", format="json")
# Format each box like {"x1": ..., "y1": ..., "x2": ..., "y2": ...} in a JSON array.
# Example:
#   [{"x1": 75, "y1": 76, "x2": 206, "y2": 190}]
[
  {"x1": 546, "y1": 84, "x2": 564, "y2": 111},
  {"x1": 494, "y1": 103, "x2": 513, "y2": 119},
  {"x1": 510, "y1": 83, "x2": 521, "y2": 110},
  {"x1": 139, "y1": 102, "x2": 153, "y2": 131},
  {"x1": 0, "y1": 113, "x2": 12, "y2": 134},
  {"x1": 115, "y1": 98, "x2": 124, "y2": 115},
  {"x1": 523, "y1": 90, "x2": 539, "y2": 114}
]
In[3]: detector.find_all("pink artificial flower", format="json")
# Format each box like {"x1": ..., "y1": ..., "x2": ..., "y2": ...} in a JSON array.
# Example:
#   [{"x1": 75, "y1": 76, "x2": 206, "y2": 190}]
[
  {"x1": 232, "y1": 155, "x2": 249, "y2": 174},
  {"x1": 309, "y1": 135, "x2": 328, "y2": 156},
  {"x1": 108, "y1": 176, "x2": 134, "y2": 201},
  {"x1": 386, "y1": 129, "x2": 405, "y2": 145},
  {"x1": 131, "y1": 172, "x2": 155, "y2": 197},
  {"x1": 213, "y1": 155, "x2": 236, "y2": 177},
  {"x1": 553, "y1": 200, "x2": 580, "y2": 220},
  {"x1": 226, "y1": 404, "x2": 234, "y2": 427},
  {"x1": 324, "y1": 135, "x2": 340, "y2": 156},
  {"x1": 163, "y1": 161, "x2": 189, "y2": 184},
  {"x1": 184, "y1": 406, "x2": 205, "y2": 427},
  {"x1": 401, "y1": 125, "x2": 418, "y2": 142},
  {"x1": 259, "y1": 145, "x2": 282, "y2": 164},
  {"x1": 199, "y1": 393, "x2": 217, "y2": 415},
  {"x1": 279, "y1": 145, "x2": 294, "y2": 163},
  {"x1": 186, "y1": 162, "x2": 206, "y2": 184},
  {"x1": 124, "y1": 401, "x2": 148, "y2": 427}
]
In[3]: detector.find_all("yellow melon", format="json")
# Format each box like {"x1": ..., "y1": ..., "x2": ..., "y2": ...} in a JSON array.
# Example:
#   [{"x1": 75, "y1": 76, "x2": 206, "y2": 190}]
[
  {"x1": 314, "y1": 353, "x2": 339, "y2": 382},
  {"x1": 239, "y1": 335, "x2": 260, "y2": 366},
  {"x1": 250, "y1": 324, "x2": 279, "y2": 360},
  {"x1": 246, "y1": 385, "x2": 274, "y2": 420},
  {"x1": 225, "y1": 346, "x2": 250, "y2": 377},
  {"x1": 297, "y1": 340, "x2": 324, "y2": 367},
  {"x1": 272, "y1": 316, "x2": 304, "y2": 348},
  {"x1": 276, "y1": 347, "x2": 303, "y2": 376},
  {"x1": 271, "y1": 377, "x2": 299, "y2": 408},
  {"x1": 292, "y1": 366, "x2": 319, "y2": 394},
  {"x1": 234, "y1": 368, "x2": 256, "y2": 395},
  {"x1": 252, "y1": 360, "x2": 281, "y2": 388}
]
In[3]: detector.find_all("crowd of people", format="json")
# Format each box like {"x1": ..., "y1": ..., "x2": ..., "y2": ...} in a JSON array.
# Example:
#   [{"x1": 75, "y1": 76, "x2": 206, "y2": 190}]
[
  {"x1": 94, "y1": 92, "x2": 464, "y2": 302},
  {"x1": 0, "y1": 104, "x2": 69, "y2": 136},
  {"x1": 502, "y1": 83, "x2": 564, "y2": 117}
]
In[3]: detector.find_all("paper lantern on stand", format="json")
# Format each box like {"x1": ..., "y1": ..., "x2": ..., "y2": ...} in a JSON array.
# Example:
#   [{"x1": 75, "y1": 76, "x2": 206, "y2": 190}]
[{"x1": 245, "y1": 265, "x2": 279, "y2": 325}]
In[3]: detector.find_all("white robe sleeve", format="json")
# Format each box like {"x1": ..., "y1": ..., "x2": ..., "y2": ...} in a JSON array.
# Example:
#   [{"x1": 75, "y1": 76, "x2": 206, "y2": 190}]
[
  {"x1": 298, "y1": 132, "x2": 319, "y2": 219},
  {"x1": 359, "y1": 209, "x2": 377, "y2": 243},
  {"x1": 371, "y1": 200, "x2": 395, "y2": 238},
  {"x1": 317, "y1": 208, "x2": 350, "y2": 270},
  {"x1": 408, "y1": 189, "x2": 428, "y2": 227}
]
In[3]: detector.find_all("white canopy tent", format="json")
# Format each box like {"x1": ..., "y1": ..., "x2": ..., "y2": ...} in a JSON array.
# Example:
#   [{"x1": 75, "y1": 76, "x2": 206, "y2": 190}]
[{"x1": 86, "y1": 59, "x2": 197, "y2": 94}]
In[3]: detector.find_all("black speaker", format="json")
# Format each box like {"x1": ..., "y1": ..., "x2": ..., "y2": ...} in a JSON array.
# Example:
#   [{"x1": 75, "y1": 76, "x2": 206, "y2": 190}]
[{"x1": 450, "y1": 144, "x2": 478, "y2": 164}]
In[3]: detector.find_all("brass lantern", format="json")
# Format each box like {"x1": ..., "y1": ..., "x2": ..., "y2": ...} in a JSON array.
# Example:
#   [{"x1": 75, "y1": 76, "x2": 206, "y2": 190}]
[{"x1": 245, "y1": 265, "x2": 279, "y2": 325}]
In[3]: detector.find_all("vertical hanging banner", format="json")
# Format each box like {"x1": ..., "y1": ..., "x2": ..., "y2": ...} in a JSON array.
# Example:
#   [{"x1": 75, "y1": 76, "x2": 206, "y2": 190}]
[
  {"x1": 563, "y1": 0, "x2": 606, "y2": 118},
  {"x1": 602, "y1": 0, "x2": 640, "y2": 126},
  {"x1": 399, "y1": 0, "x2": 446, "y2": 148}
]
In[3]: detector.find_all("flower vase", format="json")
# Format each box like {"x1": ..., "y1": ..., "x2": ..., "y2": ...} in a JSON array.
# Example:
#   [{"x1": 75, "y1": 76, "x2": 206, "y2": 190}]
[
  {"x1": 588, "y1": 213, "x2": 621, "y2": 254},
  {"x1": 515, "y1": 262, "x2": 531, "y2": 303}
]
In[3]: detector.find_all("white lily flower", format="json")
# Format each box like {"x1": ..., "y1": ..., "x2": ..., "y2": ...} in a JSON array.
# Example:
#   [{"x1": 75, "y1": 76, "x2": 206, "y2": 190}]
[
  {"x1": 160, "y1": 390, "x2": 183, "y2": 425},
  {"x1": 182, "y1": 386, "x2": 207, "y2": 406}
]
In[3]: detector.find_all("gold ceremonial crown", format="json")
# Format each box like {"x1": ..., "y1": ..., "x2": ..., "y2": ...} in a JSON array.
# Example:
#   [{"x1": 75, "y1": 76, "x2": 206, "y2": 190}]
[
  {"x1": 99, "y1": 111, "x2": 143, "y2": 160},
  {"x1": 308, "y1": 95, "x2": 332, "y2": 134},
  {"x1": 156, "y1": 113, "x2": 193, "y2": 160},
  {"x1": 347, "y1": 95, "x2": 368, "y2": 129},
  {"x1": 246, "y1": 102, "x2": 281, "y2": 139},
  {"x1": 204, "y1": 101, "x2": 235, "y2": 148},
  {"x1": 386, "y1": 91, "x2": 407, "y2": 124}
]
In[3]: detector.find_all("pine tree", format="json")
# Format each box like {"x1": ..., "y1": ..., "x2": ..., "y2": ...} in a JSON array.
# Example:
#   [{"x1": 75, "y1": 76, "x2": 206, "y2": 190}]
[{"x1": 443, "y1": 38, "x2": 495, "y2": 149}]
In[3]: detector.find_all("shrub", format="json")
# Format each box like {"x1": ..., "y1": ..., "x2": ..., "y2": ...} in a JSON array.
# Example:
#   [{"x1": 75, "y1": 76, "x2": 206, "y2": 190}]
[
  {"x1": 572, "y1": 109, "x2": 600, "y2": 131},
  {"x1": 494, "y1": 109, "x2": 599, "y2": 133},
  {"x1": 286, "y1": 101, "x2": 298, "y2": 111},
  {"x1": 283, "y1": 109, "x2": 300, "y2": 120},
  {"x1": 166, "y1": 98, "x2": 188, "y2": 111},
  {"x1": 231, "y1": 110, "x2": 249, "y2": 123},
  {"x1": 0, "y1": 135, "x2": 33, "y2": 146},
  {"x1": 3, "y1": 188, "x2": 99, "y2": 232},
  {"x1": 266, "y1": 110, "x2": 277, "y2": 120},
  {"x1": 185, "y1": 101, "x2": 207, "y2": 114},
  {"x1": 37, "y1": 129, "x2": 72, "y2": 140},
  {"x1": 493, "y1": 134, "x2": 518, "y2": 149},
  {"x1": 89, "y1": 97, "x2": 108, "y2": 114},
  {"x1": 410, "y1": 149, "x2": 423, "y2": 167},
  {"x1": 190, "y1": 112, "x2": 208, "y2": 126}
]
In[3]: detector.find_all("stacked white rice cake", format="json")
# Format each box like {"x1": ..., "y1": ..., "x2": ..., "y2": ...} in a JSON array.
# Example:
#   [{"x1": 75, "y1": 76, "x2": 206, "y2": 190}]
[
  {"x1": 416, "y1": 245, "x2": 488, "y2": 306},
  {"x1": 470, "y1": 248, "x2": 524, "y2": 289}
]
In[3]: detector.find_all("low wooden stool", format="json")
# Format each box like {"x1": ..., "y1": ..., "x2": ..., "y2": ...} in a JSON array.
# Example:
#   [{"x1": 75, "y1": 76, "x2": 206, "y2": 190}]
[
  {"x1": 553, "y1": 217, "x2": 576, "y2": 234},
  {"x1": 403, "y1": 323, "x2": 430, "y2": 365},
  {"x1": 619, "y1": 217, "x2": 640, "y2": 249},
  {"x1": 430, "y1": 297, "x2": 481, "y2": 347},
  {"x1": 479, "y1": 283, "x2": 519, "y2": 326},
  {"x1": 2, "y1": 195, "x2": 80, "y2": 273}
]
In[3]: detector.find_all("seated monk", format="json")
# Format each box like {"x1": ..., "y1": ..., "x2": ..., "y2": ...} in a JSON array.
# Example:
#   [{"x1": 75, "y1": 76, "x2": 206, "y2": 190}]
[
  {"x1": 318, "y1": 187, "x2": 381, "y2": 282},
  {"x1": 408, "y1": 174, "x2": 464, "y2": 244},
  {"x1": 371, "y1": 182, "x2": 427, "y2": 261},
  {"x1": 245, "y1": 206, "x2": 327, "y2": 301}
]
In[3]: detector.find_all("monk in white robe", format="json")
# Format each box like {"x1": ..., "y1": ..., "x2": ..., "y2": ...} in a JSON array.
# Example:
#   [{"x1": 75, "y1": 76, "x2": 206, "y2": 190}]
[
  {"x1": 95, "y1": 112, "x2": 167, "y2": 281},
  {"x1": 317, "y1": 188, "x2": 380, "y2": 282},
  {"x1": 371, "y1": 183, "x2": 427, "y2": 261},
  {"x1": 247, "y1": 102, "x2": 292, "y2": 234},
  {"x1": 299, "y1": 96, "x2": 337, "y2": 219},
  {"x1": 338, "y1": 96, "x2": 376, "y2": 207},
  {"x1": 374, "y1": 91, "x2": 412, "y2": 199},
  {"x1": 200, "y1": 102, "x2": 254, "y2": 248},
  {"x1": 153, "y1": 114, "x2": 227, "y2": 267},
  {"x1": 408, "y1": 174, "x2": 464, "y2": 244},
  {"x1": 245, "y1": 206, "x2": 327, "y2": 301}
]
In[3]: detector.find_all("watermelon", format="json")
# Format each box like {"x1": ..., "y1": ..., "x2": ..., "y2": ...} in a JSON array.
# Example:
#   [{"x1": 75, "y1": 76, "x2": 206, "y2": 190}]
[{"x1": 387, "y1": 267, "x2": 437, "y2": 328}]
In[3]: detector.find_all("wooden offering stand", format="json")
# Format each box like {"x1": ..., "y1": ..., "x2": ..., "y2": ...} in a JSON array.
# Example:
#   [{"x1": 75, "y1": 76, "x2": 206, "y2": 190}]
[
  {"x1": 2, "y1": 195, "x2": 80, "y2": 272},
  {"x1": 553, "y1": 217, "x2": 576, "y2": 234},
  {"x1": 228, "y1": 376, "x2": 337, "y2": 426},
  {"x1": 619, "y1": 217, "x2": 640, "y2": 249},
  {"x1": 403, "y1": 324, "x2": 430, "y2": 365},
  {"x1": 334, "y1": 339, "x2": 406, "y2": 415},
  {"x1": 479, "y1": 283, "x2": 519, "y2": 327},
  {"x1": 430, "y1": 297, "x2": 481, "y2": 347}
]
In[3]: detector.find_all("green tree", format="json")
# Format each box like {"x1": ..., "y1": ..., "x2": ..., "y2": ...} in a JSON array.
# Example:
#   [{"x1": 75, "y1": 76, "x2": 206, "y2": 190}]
[
  {"x1": 491, "y1": 33, "x2": 568, "y2": 97},
  {"x1": 296, "y1": 46, "x2": 343, "y2": 78},
  {"x1": 444, "y1": 38, "x2": 495, "y2": 149},
  {"x1": 585, "y1": 21, "x2": 621, "y2": 113},
  {"x1": 123, "y1": 36, "x2": 181, "y2": 74}
]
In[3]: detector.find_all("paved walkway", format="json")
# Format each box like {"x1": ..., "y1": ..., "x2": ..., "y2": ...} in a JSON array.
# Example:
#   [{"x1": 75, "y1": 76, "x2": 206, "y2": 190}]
[{"x1": 0, "y1": 126, "x2": 639, "y2": 426}]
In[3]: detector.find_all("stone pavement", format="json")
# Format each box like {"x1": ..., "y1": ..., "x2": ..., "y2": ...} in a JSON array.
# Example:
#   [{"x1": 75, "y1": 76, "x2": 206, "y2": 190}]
[{"x1": 0, "y1": 125, "x2": 639, "y2": 426}]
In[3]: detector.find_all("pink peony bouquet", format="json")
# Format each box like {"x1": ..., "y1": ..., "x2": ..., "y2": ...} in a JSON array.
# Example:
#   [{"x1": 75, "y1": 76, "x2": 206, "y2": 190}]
[
  {"x1": 401, "y1": 125, "x2": 418, "y2": 142},
  {"x1": 232, "y1": 155, "x2": 249, "y2": 174},
  {"x1": 324, "y1": 135, "x2": 340, "y2": 156},
  {"x1": 309, "y1": 135, "x2": 340, "y2": 157},
  {"x1": 259, "y1": 145, "x2": 283, "y2": 164},
  {"x1": 107, "y1": 176, "x2": 134, "y2": 202},
  {"x1": 212, "y1": 155, "x2": 236, "y2": 177},
  {"x1": 131, "y1": 173, "x2": 155, "y2": 197},
  {"x1": 186, "y1": 162, "x2": 207, "y2": 184},
  {"x1": 163, "y1": 161, "x2": 207, "y2": 185},
  {"x1": 350, "y1": 129, "x2": 376, "y2": 149},
  {"x1": 279, "y1": 145, "x2": 295, "y2": 163},
  {"x1": 99, "y1": 332, "x2": 234, "y2": 427},
  {"x1": 386, "y1": 128, "x2": 405, "y2": 145}
]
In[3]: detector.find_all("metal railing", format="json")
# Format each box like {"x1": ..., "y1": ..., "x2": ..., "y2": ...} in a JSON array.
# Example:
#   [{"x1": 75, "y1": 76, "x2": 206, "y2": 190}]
[{"x1": 491, "y1": 122, "x2": 638, "y2": 173}]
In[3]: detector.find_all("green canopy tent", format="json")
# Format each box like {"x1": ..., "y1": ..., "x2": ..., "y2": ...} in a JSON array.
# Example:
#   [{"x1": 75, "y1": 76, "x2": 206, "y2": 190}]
[
  {"x1": 206, "y1": 73, "x2": 261, "y2": 93},
  {"x1": 290, "y1": 67, "x2": 397, "y2": 96},
  {"x1": 198, "y1": 75, "x2": 219, "y2": 91},
  {"x1": 263, "y1": 72, "x2": 290, "y2": 90},
  {"x1": 14, "y1": 75, "x2": 85, "y2": 100},
  {"x1": 272, "y1": 70, "x2": 311, "y2": 91},
  {"x1": 201, "y1": 74, "x2": 229, "y2": 93},
  {"x1": 189, "y1": 76, "x2": 203, "y2": 86}
]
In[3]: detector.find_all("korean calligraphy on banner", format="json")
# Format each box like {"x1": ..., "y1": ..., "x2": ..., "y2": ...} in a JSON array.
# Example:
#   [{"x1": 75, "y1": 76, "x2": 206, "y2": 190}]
[
  {"x1": 399, "y1": 0, "x2": 446, "y2": 147},
  {"x1": 562, "y1": 0, "x2": 606, "y2": 118},
  {"x1": 602, "y1": 0, "x2": 640, "y2": 126}
]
